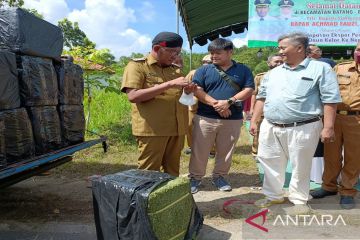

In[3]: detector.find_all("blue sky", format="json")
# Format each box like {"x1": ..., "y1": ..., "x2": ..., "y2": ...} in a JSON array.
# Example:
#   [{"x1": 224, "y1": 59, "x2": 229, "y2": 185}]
[{"x1": 23, "y1": 0, "x2": 247, "y2": 58}]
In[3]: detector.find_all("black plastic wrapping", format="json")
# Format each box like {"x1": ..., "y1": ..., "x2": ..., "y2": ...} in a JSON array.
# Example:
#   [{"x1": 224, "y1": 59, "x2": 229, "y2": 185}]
[
  {"x1": 0, "y1": 108, "x2": 34, "y2": 163},
  {"x1": 59, "y1": 105, "x2": 85, "y2": 146},
  {"x1": 0, "y1": 7, "x2": 63, "y2": 60},
  {"x1": 18, "y1": 55, "x2": 58, "y2": 106},
  {"x1": 92, "y1": 169, "x2": 203, "y2": 240},
  {"x1": 0, "y1": 50, "x2": 20, "y2": 110},
  {"x1": 55, "y1": 57, "x2": 84, "y2": 105},
  {"x1": 0, "y1": 120, "x2": 5, "y2": 169},
  {"x1": 28, "y1": 106, "x2": 62, "y2": 155}
]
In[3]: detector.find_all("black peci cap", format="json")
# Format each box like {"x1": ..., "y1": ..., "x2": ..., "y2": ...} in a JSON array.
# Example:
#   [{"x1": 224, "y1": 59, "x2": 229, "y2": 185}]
[
  {"x1": 254, "y1": 0, "x2": 271, "y2": 6},
  {"x1": 278, "y1": 0, "x2": 294, "y2": 7},
  {"x1": 152, "y1": 32, "x2": 183, "y2": 48}
]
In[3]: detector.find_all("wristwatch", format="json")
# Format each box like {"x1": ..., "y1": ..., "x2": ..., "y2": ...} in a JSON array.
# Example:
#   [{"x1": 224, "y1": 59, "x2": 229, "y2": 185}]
[{"x1": 227, "y1": 98, "x2": 234, "y2": 105}]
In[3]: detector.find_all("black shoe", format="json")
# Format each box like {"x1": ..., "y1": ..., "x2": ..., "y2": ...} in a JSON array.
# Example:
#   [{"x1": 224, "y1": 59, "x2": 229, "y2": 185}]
[
  {"x1": 310, "y1": 188, "x2": 337, "y2": 199},
  {"x1": 340, "y1": 196, "x2": 355, "y2": 210}
]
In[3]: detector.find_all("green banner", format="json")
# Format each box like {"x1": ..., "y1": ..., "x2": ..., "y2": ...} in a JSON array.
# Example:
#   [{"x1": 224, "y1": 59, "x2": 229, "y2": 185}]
[{"x1": 248, "y1": 0, "x2": 360, "y2": 47}]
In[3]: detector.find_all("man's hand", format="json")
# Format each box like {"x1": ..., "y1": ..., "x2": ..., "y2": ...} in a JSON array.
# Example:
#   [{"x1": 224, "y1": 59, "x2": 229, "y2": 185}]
[
  {"x1": 218, "y1": 109, "x2": 232, "y2": 118},
  {"x1": 183, "y1": 83, "x2": 197, "y2": 94},
  {"x1": 213, "y1": 100, "x2": 230, "y2": 112},
  {"x1": 169, "y1": 76, "x2": 190, "y2": 88},
  {"x1": 249, "y1": 119, "x2": 258, "y2": 136},
  {"x1": 321, "y1": 127, "x2": 335, "y2": 143}
]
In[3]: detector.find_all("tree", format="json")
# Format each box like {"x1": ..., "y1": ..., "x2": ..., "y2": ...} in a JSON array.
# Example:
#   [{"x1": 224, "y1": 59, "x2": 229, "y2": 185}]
[
  {"x1": 24, "y1": 8, "x2": 43, "y2": 19},
  {"x1": 0, "y1": 0, "x2": 23, "y2": 7},
  {"x1": 58, "y1": 18, "x2": 96, "y2": 50}
]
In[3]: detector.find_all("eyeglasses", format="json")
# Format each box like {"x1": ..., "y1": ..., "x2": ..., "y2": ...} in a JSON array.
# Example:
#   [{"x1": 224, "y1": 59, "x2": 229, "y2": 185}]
[{"x1": 161, "y1": 47, "x2": 182, "y2": 56}]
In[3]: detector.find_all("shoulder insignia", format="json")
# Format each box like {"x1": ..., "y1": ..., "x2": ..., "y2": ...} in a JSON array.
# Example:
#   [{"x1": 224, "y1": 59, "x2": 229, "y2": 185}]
[
  {"x1": 337, "y1": 61, "x2": 352, "y2": 65},
  {"x1": 131, "y1": 57, "x2": 146, "y2": 62},
  {"x1": 255, "y1": 72, "x2": 266, "y2": 77}
]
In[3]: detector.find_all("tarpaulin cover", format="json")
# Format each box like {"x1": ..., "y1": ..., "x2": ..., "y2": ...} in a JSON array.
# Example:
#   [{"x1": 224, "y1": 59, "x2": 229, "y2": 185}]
[
  {"x1": 59, "y1": 105, "x2": 85, "y2": 146},
  {"x1": 0, "y1": 50, "x2": 20, "y2": 110},
  {"x1": 0, "y1": 8, "x2": 63, "y2": 60},
  {"x1": 18, "y1": 55, "x2": 58, "y2": 106},
  {"x1": 55, "y1": 58, "x2": 84, "y2": 105},
  {"x1": 92, "y1": 169, "x2": 203, "y2": 240},
  {"x1": 28, "y1": 106, "x2": 62, "y2": 155},
  {"x1": 0, "y1": 108, "x2": 34, "y2": 162},
  {"x1": 0, "y1": 120, "x2": 5, "y2": 169}
]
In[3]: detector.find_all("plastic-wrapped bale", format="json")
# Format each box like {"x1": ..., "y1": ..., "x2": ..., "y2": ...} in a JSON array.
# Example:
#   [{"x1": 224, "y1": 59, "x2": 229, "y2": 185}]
[
  {"x1": 0, "y1": 7, "x2": 63, "y2": 60},
  {"x1": 59, "y1": 105, "x2": 85, "y2": 146},
  {"x1": 28, "y1": 106, "x2": 62, "y2": 155},
  {"x1": 0, "y1": 120, "x2": 6, "y2": 169},
  {"x1": 0, "y1": 108, "x2": 35, "y2": 163},
  {"x1": 55, "y1": 57, "x2": 84, "y2": 105},
  {"x1": 0, "y1": 50, "x2": 20, "y2": 110},
  {"x1": 148, "y1": 177, "x2": 200, "y2": 240},
  {"x1": 92, "y1": 169, "x2": 203, "y2": 240},
  {"x1": 18, "y1": 55, "x2": 58, "y2": 106}
]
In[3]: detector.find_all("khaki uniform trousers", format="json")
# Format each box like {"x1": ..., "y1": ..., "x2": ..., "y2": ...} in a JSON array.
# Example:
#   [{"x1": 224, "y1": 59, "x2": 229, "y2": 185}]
[
  {"x1": 136, "y1": 135, "x2": 185, "y2": 177},
  {"x1": 323, "y1": 114, "x2": 360, "y2": 196}
]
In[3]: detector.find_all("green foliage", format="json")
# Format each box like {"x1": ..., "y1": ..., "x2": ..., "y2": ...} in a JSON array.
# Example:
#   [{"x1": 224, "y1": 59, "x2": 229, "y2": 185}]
[
  {"x1": 85, "y1": 89, "x2": 134, "y2": 145},
  {"x1": 23, "y1": 8, "x2": 43, "y2": 18},
  {"x1": 58, "y1": 18, "x2": 96, "y2": 50},
  {"x1": 253, "y1": 61, "x2": 268, "y2": 75},
  {"x1": 64, "y1": 46, "x2": 118, "y2": 94},
  {"x1": 0, "y1": 0, "x2": 23, "y2": 7}
]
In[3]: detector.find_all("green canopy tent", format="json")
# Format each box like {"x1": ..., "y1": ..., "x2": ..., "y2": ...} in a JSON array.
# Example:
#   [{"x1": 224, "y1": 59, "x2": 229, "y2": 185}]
[
  {"x1": 176, "y1": 0, "x2": 248, "y2": 48},
  {"x1": 175, "y1": 0, "x2": 353, "y2": 59}
]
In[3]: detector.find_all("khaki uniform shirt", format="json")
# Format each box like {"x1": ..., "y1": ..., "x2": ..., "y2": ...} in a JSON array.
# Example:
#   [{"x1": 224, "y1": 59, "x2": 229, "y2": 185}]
[
  {"x1": 253, "y1": 72, "x2": 266, "y2": 96},
  {"x1": 334, "y1": 61, "x2": 360, "y2": 111},
  {"x1": 121, "y1": 54, "x2": 188, "y2": 136}
]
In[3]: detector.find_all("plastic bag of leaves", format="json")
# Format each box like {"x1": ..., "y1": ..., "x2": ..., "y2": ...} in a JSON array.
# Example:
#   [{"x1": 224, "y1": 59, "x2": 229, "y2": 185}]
[
  {"x1": 0, "y1": 108, "x2": 34, "y2": 163},
  {"x1": 28, "y1": 106, "x2": 62, "y2": 155},
  {"x1": 92, "y1": 169, "x2": 203, "y2": 240},
  {"x1": 0, "y1": 120, "x2": 6, "y2": 169},
  {"x1": 0, "y1": 50, "x2": 20, "y2": 110},
  {"x1": 0, "y1": 8, "x2": 63, "y2": 60},
  {"x1": 59, "y1": 105, "x2": 85, "y2": 146},
  {"x1": 55, "y1": 56, "x2": 84, "y2": 105},
  {"x1": 18, "y1": 55, "x2": 58, "y2": 106}
]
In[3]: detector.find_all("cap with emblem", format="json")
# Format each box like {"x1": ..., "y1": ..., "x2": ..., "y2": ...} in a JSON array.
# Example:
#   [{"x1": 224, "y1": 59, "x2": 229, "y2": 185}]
[
  {"x1": 152, "y1": 31, "x2": 183, "y2": 48},
  {"x1": 254, "y1": 0, "x2": 271, "y2": 6},
  {"x1": 278, "y1": 0, "x2": 294, "y2": 7}
]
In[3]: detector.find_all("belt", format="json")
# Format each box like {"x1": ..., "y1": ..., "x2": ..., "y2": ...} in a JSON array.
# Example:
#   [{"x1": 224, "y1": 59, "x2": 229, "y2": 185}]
[
  {"x1": 268, "y1": 117, "x2": 321, "y2": 128},
  {"x1": 337, "y1": 110, "x2": 360, "y2": 115}
]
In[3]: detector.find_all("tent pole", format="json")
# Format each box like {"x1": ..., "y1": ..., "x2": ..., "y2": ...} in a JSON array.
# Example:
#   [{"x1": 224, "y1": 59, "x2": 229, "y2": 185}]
[
  {"x1": 176, "y1": 0, "x2": 179, "y2": 34},
  {"x1": 190, "y1": 47, "x2": 192, "y2": 70}
]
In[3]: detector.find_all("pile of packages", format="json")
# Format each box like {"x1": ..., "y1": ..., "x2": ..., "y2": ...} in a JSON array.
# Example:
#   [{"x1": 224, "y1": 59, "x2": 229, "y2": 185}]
[{"x1": 0, "y1": 8, "x2": 85, "y2": 169}]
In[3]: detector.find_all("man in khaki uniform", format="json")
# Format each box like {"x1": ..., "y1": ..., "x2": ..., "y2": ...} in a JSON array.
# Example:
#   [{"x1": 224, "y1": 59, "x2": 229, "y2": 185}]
[
  {"x1": 250, "y1": 54, "x2": 283, "y2": 157},
  {"x1": 311, "y1": 42, "x2": 360, "y2": 209},
  {"x1": 121, "y1": 32, "x2": 196, "y2": 176}
]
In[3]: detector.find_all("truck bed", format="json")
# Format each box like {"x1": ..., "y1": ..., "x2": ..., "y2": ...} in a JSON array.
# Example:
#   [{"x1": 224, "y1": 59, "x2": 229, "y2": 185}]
[{"x1": 0, "y1": 137, "x2": 107, "y2": 188}]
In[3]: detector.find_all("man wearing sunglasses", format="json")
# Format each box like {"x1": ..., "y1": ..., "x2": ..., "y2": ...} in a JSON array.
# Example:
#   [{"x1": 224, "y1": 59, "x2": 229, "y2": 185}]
[{"x1": 121, "y1": 31, "x2": 196, "y2": 176}]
